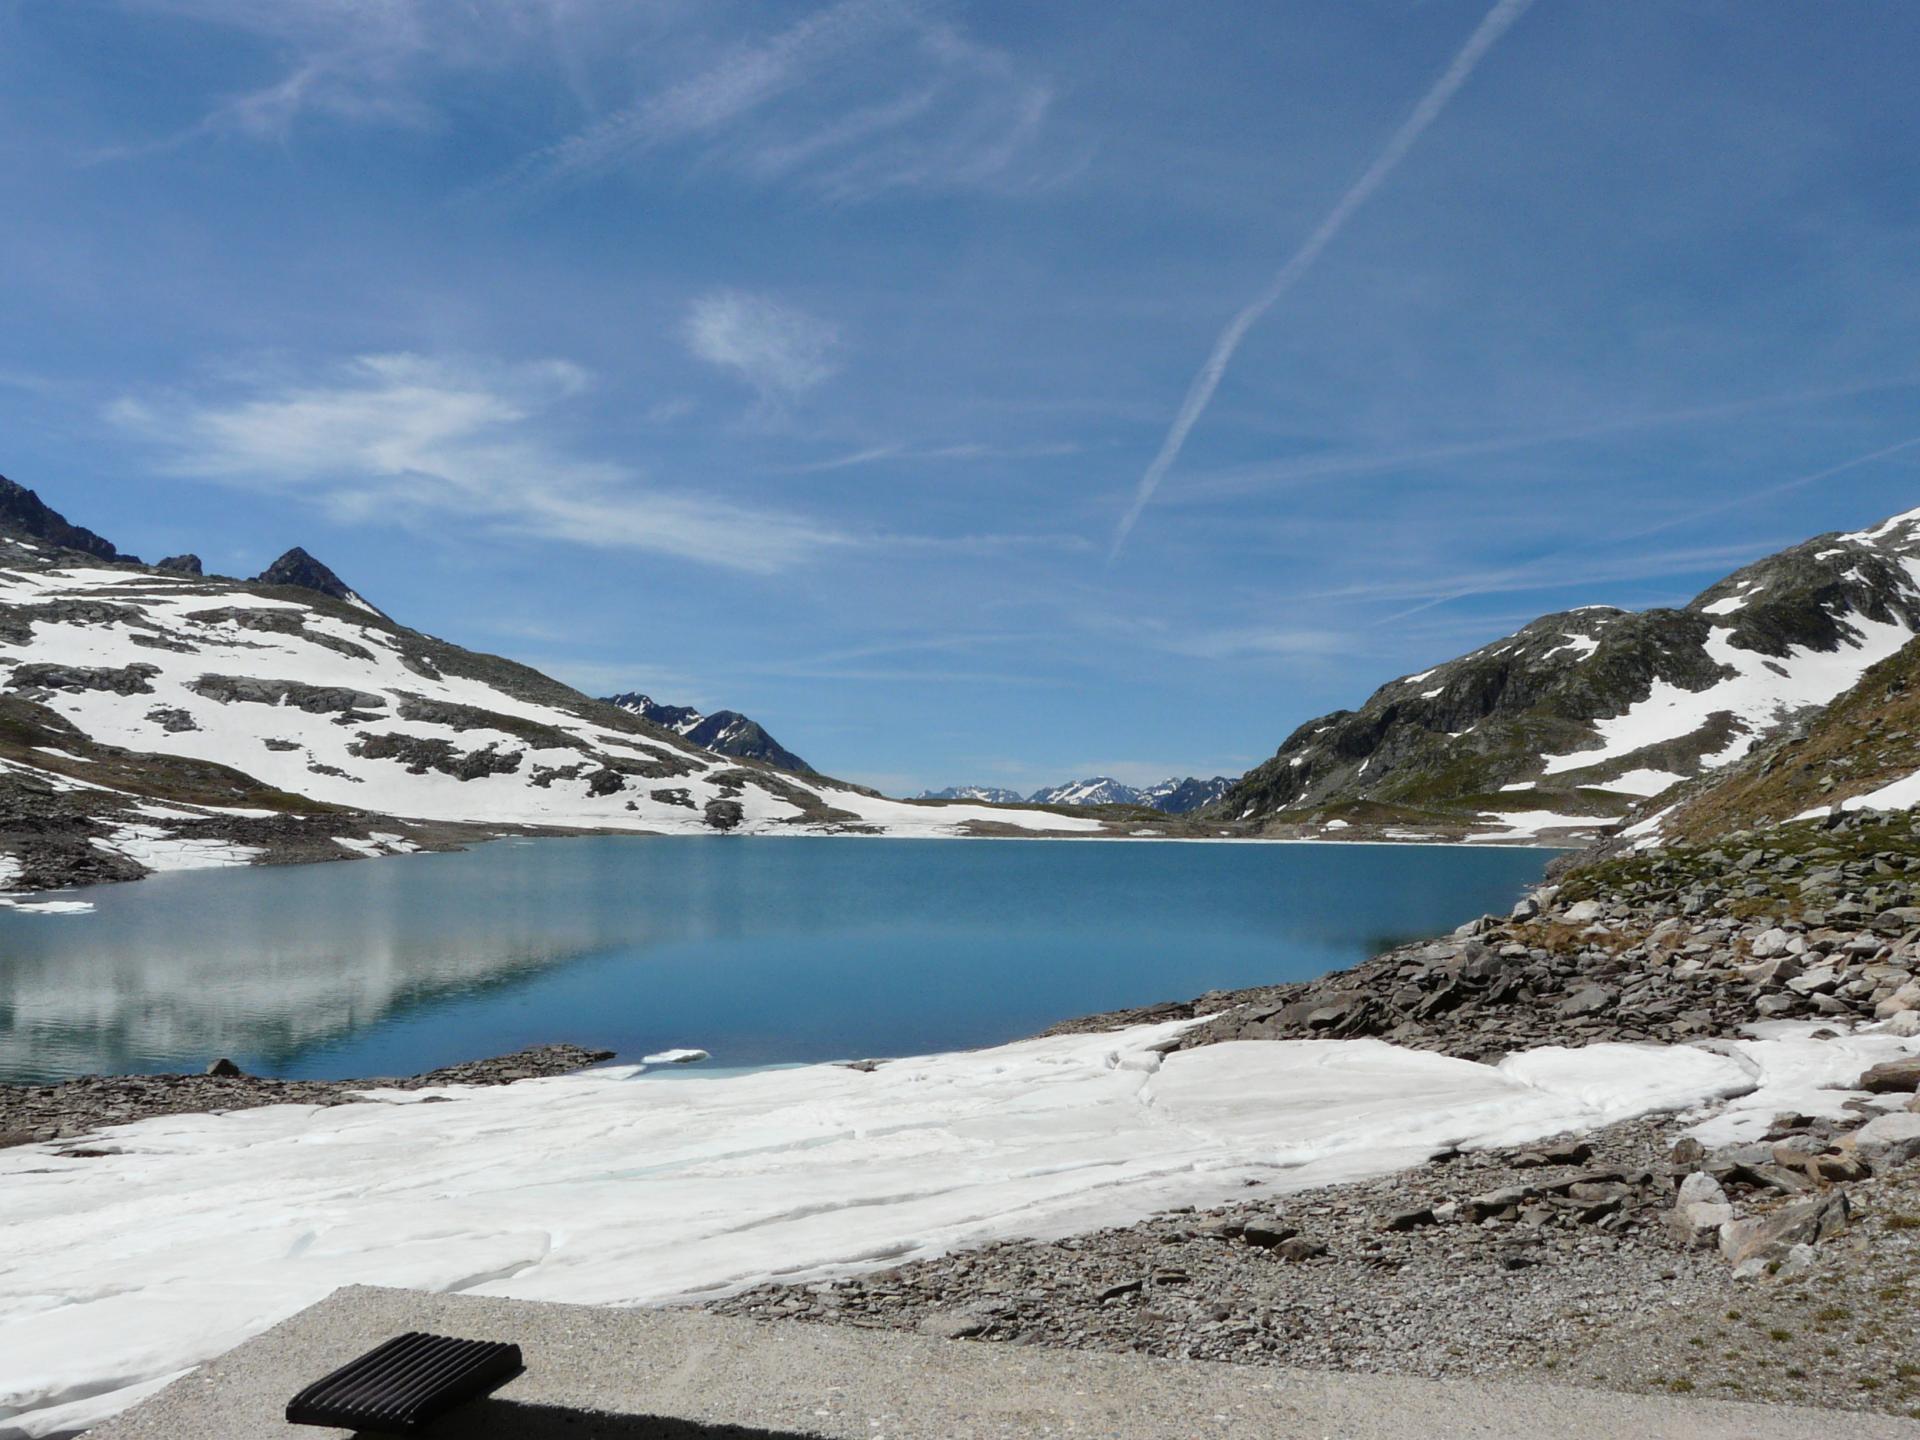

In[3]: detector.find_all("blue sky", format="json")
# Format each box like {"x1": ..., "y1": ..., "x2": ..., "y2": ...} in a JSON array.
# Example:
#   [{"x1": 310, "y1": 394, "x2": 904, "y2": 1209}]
[{"x1": 3, "y1": 0, "x2": 1918, "y2": 795}]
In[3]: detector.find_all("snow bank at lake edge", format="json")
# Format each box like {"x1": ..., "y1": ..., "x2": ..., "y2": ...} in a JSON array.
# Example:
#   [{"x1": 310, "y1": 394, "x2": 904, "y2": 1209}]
[{"x1": 3, "y1": 1020, "x2": 1917, "y2": 1438}]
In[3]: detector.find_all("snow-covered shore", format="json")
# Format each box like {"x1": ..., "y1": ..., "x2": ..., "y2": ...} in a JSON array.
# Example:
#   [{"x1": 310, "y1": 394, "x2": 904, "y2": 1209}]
[{"x1": 4, "y1": 1019, "x2": 1917, "y2": 1437}]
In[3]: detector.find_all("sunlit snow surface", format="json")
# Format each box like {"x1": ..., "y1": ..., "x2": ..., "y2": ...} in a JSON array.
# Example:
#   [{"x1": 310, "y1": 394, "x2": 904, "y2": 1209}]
[
  {"x1": 3, "y1": 1021, "x2": 1917, "y2": 1437},
  {"x1": 1540, "y1": 616, "x2": 1916, "y2": 781}
]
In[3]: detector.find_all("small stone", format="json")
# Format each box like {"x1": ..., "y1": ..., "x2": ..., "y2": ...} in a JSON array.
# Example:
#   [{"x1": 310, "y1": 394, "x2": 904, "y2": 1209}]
[
  {"x1": 1240, "y1": 1220, "x2": 1298, "y2": 1249},
  {"x1": 1382, "y1": 1206, "x2": 1436, "y2": 1232},
  {"x1": 1558, "y1": 984, "x2": 1617, "y2": 1017},
  {"x1": 1858, "y1": 1057, "x2": 1920, "y2": 1093},
  {"x1": 1719, "y1": 1191, "x2": 1849, "y2": 1267},
  {"x1": 205, "y1": 1058, "x2": 243, "y2": 1078},
  {"x1": 1852, "y1": 1111, "x2": 1920, "y2": 1166},
  {"x1": 1676, "y1": 1171, "x2": 1727, "y2": 1207},
  {"x1": 1668, "y1": 1199, "x2": 1734, "y2": 1249}
]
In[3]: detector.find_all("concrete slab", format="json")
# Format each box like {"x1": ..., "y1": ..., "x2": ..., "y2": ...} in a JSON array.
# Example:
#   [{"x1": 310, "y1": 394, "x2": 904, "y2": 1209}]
[{"x1": 89, "y1": 1285, "x2": 1920, "y2": 1440}]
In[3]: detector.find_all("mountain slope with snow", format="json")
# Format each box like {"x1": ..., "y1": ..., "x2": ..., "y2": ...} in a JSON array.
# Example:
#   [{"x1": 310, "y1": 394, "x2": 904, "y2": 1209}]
[
  {"x1": 1027, "y1": 776, "x2": 1144, "y2": 808},
  {"x1": 603, "y1": 692, "x2": 813, "y2": 774},
  {"x1": 1629, "y1": 630, "x2": 1920, "y2": 843},
  {"x1": 0, "y1": 484, "x2": 1103, "y2": 893},
  {"x1": 1216, "y1": 505, "x2": 1920, "y2": 844}
]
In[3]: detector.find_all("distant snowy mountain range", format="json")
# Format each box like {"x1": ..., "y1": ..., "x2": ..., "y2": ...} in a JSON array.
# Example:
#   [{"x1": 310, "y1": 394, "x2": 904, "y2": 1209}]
[
  {"x1": 602, "y1": 693, "x2": 813, "y2": 775},
  {"x1": 918, "y1": 775, "x2": 1237, "y2": 815}
]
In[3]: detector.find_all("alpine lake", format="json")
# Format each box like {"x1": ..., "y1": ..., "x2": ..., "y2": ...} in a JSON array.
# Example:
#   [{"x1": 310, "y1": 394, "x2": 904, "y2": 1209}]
[{"x1": 0, "y1": 836, "x2": 1552, "y2": 1083}]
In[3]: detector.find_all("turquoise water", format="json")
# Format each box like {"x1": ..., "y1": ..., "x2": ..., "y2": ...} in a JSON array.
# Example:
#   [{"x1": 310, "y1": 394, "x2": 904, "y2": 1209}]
[{"x1": 0, "y1": 837, "x2": 1550, "y2": 1083}]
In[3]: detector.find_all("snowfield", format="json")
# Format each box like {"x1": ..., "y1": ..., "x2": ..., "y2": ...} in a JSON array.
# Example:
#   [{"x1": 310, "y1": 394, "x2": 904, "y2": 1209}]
[
  {"x1": 0, "y1": 557, "x2": 1100, "y2": 861},
  {"x1": 1541, "y1": 614, "x2": 1917, "y2": 782},
  {"x1": 3, "y1": 1020, "x2": 1917, "y2": 1437}
]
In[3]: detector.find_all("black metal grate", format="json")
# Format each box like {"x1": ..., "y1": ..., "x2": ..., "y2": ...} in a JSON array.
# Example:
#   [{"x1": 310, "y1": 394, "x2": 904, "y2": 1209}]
[{"x1": 285, "y1": 1331, "x2": 524, "y2": 1434}]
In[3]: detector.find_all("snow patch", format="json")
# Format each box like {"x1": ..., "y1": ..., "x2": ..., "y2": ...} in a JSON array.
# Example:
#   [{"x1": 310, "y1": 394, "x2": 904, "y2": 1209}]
[
  {"x1": 1540, "y1": 613, "x2": 1914, "y2": 780},
  {"x1": 1605, "y1": 768, "x2": 1688, "y2": 798},
  {"x1": 2, "y1": 1023, "x2": 1913, "y2": 1434}
]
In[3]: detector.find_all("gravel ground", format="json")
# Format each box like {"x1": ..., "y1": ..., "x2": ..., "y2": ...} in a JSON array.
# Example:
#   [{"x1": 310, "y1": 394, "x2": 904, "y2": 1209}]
[
  {"x1": 1551, "y1": 1163, "x2": 1920, "y2": 1416},
  {"x1": 709, "y1": 1102, "x2": 1920, "y2": 1418},
  {"x1": 709, "y1": 1117, "x2": 1724, "y2": 1374}
]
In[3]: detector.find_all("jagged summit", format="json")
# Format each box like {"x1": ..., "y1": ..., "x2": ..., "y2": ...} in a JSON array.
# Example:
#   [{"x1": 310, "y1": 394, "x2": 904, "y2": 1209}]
[
  {"x1": 603, "y1": 692, "x2": 815, "y2": 775},
  {"x1": 0, "y1": 475, "x2": 127, "y2": 563},
  {"x1": 918, "y1": 776, "x2": 1237, "y2": 815},
  {"x1": 255, "y1": 547, "x2": 382, "y2": 616}
]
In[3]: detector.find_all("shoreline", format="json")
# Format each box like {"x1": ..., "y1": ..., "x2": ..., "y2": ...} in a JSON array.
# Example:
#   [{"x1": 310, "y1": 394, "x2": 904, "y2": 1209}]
[{"x1": 0, "y1": 1043, "x2": 614, "y2": 1148}]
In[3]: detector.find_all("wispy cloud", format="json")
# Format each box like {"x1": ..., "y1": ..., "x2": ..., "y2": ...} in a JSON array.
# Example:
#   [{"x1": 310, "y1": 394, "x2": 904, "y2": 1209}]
[
  {"x1": 1156, "y1": 374, "x2": 1920, "y2": 506},
  {"x1": 97, "y1": 0, "x2": 507, "y2": 154},
  {"x1": 1110, "y1": 0, "x2": 1537, "y2": 559},
  {"x1": 483, "y1": 0, "x2": 1053, "y2": 204},
  {"x1": 1369, "y1": 539, "x2": 1792, "y2": 625},
  {"x1": 778, "y1": 440, "x2": 1080, "y2": 473},
  {"x1": 683, "y1": 291, "x2": 841, "y2": 400},
  {"x1": 108, "y1": 353, "x2": 847, "y2": 572}
]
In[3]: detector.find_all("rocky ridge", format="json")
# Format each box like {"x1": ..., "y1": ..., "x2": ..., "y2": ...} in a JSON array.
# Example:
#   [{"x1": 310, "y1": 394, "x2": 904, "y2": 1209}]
[
  {"x1": 1213, "y1": 505, "x2": 1920, "y2": 843},
  {"x1": 603, "y1": 691, "x2": 814, "y2": 775},
  {"x1": 1645, "y1": 634, "x2": 1920, "y2": 843}
]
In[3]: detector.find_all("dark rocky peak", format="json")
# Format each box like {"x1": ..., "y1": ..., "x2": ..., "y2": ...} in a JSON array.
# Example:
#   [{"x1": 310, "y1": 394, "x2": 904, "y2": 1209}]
[
  {"x1": 1689, "y1": 519, "x2": 1920, "y2": 659},
  {"x1": 155, "y1": 554, "x2": 202, "y2": 576},
  {"x1": 607, "y1": 692, "x2": 701, "y2": 730},
  {"x1": 255, "y1": 547, "x2": 382, "y2": 616},
  {"x1": 603, "y1": 691, "x2": 814, "y2": 774},
  {"x1": 0, "y1": 475, "x2": 124, "y2": 563}
]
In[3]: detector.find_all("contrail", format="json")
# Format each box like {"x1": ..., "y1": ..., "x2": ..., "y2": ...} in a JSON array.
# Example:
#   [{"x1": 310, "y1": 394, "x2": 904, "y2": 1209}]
[
  {"x1": 1374, "y1": 431, "x2": 1920, "y2": 625},
  {"x1": 1109, "y1": 0, "x2": 1537, "y2": 561}
]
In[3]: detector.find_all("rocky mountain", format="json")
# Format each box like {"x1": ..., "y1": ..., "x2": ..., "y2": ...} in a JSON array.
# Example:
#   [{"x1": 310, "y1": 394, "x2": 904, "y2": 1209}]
[
  {"x1": 255, "y1": 546, "x2": 383, "y2": 617},
  {"x1": 1026, "y1": 776, "x2": 1238, "y2": 814},
  {"x1": 1215, "y1": 504, "x2": 1920, "y2": 844},
  {"x1": 1027, "y1": 777, "x2": 1142, "y2": 807},
  {"x1": 919, "y1": 775, "x2": 1238, "y2": 814},
  {"x1": 0, "y1": 481, "x2": 1105, "y2": 895},
  {"x1": 603, "y1": 693, "x2": 813, "y2": 775},
  {"x1": 916, "y1": 785, "x2": 1026, "y2": 804},
  {"x1": 1139, "y1": 776, "x2": 1237, "y2": 813},
  {"x1": 1629, "y1": 631, "x2": 1920, "y2": 845},
  {"x1": 0, "y1": 476, "x2": 129, "y2": 564}
]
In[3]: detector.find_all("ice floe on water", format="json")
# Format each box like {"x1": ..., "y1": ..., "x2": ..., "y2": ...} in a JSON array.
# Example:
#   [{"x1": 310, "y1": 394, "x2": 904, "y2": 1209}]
[
  {"x1": 0, "y1": 859, "x2": 93, "y2": 917},
  {"x1": 3, "y1": 1020, "x2": 1918, "y2": 1436}
]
